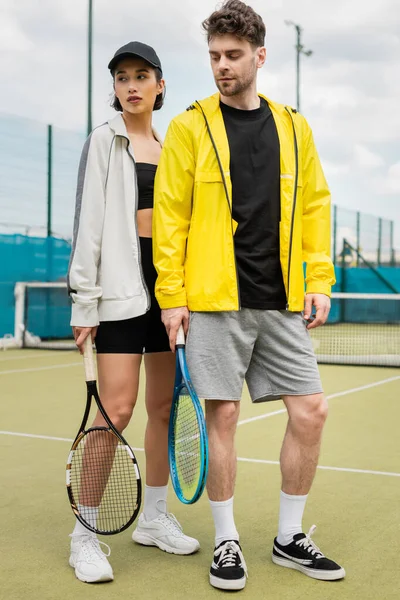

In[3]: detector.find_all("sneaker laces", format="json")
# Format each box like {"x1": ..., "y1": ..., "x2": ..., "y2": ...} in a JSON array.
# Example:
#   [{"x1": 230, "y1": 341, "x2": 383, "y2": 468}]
[
  {"x1": 156, "y1": 513, "x2": 184, "y2": 536},
  {"x1": 215, "y1": 541, "x2": 248, "y2": 578},
  {"x1": 296, "y1": 525, "x2": 325, "y2": 559},
  {"x1": 70, "y1": 533, "x2": 111, "y2": 560}
]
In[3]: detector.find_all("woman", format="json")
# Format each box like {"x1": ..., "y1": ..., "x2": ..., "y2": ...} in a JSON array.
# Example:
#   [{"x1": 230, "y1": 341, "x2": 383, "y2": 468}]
[{"x1": 67, "y1": 41, "x2": 199, "y2": 584}]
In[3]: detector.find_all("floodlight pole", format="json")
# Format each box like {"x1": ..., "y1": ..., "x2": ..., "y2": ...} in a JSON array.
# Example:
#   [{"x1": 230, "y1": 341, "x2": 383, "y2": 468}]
[
  {"x1": 87, "y1": 0, "x2": 93, "y2": 135},
  {"x1": 285, "y1": 21, "x2": 313, "y2": 113}
]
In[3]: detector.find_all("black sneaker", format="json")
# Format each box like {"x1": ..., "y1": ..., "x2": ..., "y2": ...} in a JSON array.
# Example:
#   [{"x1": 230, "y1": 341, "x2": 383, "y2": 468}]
[
  {"x1": 272, "y1": 526, "x2": 345, "y2": 581},
  {"x1": 210, "y1": 540, "x2": 248, "y2": 590}
]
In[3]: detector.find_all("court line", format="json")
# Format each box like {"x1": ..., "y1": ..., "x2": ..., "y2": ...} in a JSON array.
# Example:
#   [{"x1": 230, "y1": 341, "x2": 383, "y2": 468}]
[
  {"x1": 1, "y1": 430, "x2": 399, "y2": 478},
  {"x1": 0, "y1": 363, "x2": 81, "y2": 375},
  {"x1": 236, "y1": 457, "x2": 400, "y2": 478},
  {"x1": 237, "y1": 375, "x2": 400, "y2": 427},
  {"x1": 0, "y1": 351, "x2": 76, "y2": 362},
  {"x1": 0, "y1": 431, "x2": 143, "y2": 453}
]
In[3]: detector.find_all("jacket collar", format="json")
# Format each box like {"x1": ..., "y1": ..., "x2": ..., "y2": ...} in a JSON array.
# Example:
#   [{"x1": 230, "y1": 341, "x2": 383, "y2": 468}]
[
  {"x1": 193, "y1": 92, "x2": 297, "y2": 179},
  {"x1": 194, "y1": 92, "x2": 294, "y2": 122},
  {"x1": 107, "y1": 112, "x2": 163, "y2": 144}
]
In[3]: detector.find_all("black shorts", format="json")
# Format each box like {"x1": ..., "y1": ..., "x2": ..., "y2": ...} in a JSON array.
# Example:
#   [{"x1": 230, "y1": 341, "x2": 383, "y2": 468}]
[{"x1": 95, "y1": 237, "x2": 170, "y2": 354}]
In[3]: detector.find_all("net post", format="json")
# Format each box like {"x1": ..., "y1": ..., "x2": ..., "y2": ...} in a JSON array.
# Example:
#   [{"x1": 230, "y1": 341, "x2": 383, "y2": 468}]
[
  {"x1": 12, "y1": 282, "x2": 75, "y2": 350},
  {"x1": 13, "y1": 282, "x2": 26, "y2": 348},
  {"x1": 339, "y1": 239, "x2": 348, "y2": 322},
  {"x1": 47, "y1": 124, "x2": 53, "y2": 238},
  {"x1": 46, "y1": 125, "x2": 53, "y2": 285},
  {"x1": 377, "y1": 218, "x2": 382, "y2": 267},
  {"x1": 356, "y1": 211, "x2": 360, "y2": 267},
  {"x1": 390, "y1": 221, "x2": 395, "y2": 267}
]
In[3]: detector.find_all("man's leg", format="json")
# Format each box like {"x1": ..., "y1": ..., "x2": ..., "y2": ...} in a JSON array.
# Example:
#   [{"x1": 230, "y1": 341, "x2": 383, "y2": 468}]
[
  {"x1": 244, "y1": 309, "x2": 345, "y2": 580},
  {"x1": 206, "y1": 399, "x2": 248, "y2": 591},
  {"x1": 272, "y1": 392, "x2": 345, "y2": 580},
  {"x1": 206, "y1": 400, "x2": 240, "y2": 542},
  {"x1": 278, "y1": 392, "x2": 327, "y2": 544},
  {"x1": 184, "y1": 310, "x2": 256, "y2": 591}
]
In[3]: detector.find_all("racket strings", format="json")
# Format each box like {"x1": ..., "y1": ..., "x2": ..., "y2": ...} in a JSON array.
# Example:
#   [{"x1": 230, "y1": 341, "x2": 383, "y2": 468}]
[
  {"x1": 70, "y1": 429, "x2": 139, "y2": 534},
  {"x1": 173, "y1": 388, "x2": 203, "y2": 497}
]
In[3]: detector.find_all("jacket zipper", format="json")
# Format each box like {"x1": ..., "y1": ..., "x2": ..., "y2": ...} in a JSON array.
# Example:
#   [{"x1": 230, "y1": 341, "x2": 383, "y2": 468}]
[
  {"x1": 125, "y1": 139, "x2": 150, "y2": 311},
  {"x1": 194, "y1": 101, "x2": 241, "y2": 309},
  {"x1": 284, "y1": 107, "x2": 299, "y2": 310}
]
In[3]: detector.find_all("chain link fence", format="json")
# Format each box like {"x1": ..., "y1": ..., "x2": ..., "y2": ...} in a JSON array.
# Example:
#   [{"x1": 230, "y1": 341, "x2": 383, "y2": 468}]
[{"x1": 0, "y1": 112, "x2": 397, "y2": 267}]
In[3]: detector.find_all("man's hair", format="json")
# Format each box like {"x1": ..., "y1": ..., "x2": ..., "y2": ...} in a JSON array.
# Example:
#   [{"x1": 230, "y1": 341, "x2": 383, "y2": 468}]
[{"x1": 202, "y1": 0, "x2": 266, "y2": 47}]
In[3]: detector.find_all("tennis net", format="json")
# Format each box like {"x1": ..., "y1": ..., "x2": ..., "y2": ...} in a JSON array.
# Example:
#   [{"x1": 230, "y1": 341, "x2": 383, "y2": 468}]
[
  {"x1": 310, "y1": 293, "x2": 400, "y2": 367},
  {"x1": 9, "y1": 281, "x2": 75, "y2": 350},
  {"x1": 3, "y1": 284, "x2": 400, "y2": 366}
]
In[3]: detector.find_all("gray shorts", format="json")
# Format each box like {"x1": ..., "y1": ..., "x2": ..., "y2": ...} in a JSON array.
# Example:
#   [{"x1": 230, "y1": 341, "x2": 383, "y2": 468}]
[{"x1": 185, "y1": 309, "x2": 323, "y2": 402}]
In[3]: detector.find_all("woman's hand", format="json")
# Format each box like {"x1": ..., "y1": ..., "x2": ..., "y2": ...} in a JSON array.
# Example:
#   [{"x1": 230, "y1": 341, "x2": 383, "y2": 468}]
[{"x1": 72, "y1": 326, "x2": 98, "y2": 354}]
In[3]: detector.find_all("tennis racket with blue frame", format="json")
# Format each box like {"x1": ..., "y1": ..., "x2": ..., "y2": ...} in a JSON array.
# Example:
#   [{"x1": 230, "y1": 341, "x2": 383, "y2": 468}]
[{"x1": 168, "y1": 326, "x2": 209, "y2": 504}]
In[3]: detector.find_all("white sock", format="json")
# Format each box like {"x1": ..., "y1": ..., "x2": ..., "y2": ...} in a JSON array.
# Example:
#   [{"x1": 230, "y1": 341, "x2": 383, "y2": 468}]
[
  {"x1": 209, "y1": 497, "x2": 239, "y2": 547},
  {"x1": 72, "y1": 505, "x2": 99, "y2": 536},
  {"x1": 143, "y1": 485, "x2": 168, "y2": 521},
  {"x1": 277, "y1": 490, "x2": 308, "y2": 546}
]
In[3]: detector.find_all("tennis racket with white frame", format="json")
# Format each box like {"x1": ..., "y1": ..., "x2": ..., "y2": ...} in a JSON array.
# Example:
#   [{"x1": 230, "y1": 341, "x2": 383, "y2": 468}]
[{"x1": 66, "y1": 336, "x2": 141, "y2": 534}]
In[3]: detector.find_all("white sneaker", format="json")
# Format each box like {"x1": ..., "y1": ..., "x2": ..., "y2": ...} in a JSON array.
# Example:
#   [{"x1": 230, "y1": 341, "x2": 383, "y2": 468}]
[
  {"x1": 132, "y1": 513, "x2": 200, "y2": 555},
  {"x1": 69, "y1": 533, "x2": 114, "y2": 583}
]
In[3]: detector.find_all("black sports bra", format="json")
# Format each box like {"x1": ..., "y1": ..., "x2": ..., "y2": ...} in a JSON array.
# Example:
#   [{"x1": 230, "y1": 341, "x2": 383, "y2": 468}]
[{"x1": 136, "y1": 163, "x2": 157, "y2": 210}]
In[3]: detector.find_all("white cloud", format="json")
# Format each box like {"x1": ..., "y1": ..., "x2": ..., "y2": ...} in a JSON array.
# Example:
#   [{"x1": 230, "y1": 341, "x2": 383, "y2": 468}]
[
  {"x1": 322, "y1": 161, "x2": 350, "y2": 177},
  {"x1": 381, "y1": 162, "x2": 400, "y2": 194},
  {"x1": 0, "y1": 14, "x2": 33, "y2": 52},
  {"x1": 0, "y1": 0, "x2": 399, "y2": 245},
  {"x1": 354, "y1": 145, "x2": 385, "y2": 169}
]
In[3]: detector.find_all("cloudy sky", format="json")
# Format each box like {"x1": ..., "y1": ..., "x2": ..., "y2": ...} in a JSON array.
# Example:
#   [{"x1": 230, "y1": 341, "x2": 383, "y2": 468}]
[{"x1": 1, "y1": 0, "x2": 399, "y2": 246}]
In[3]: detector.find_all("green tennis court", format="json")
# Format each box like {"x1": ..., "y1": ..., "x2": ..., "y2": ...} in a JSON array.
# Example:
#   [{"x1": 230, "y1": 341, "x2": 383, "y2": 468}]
[{"x1": 1, "y1": 349, "x2": 399, "y2": 600}]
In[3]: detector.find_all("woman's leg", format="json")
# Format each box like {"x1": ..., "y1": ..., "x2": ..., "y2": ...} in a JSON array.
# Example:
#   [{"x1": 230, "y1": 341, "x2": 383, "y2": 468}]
[
  {"x1": 140, "y1": 351, "x2": 174, "y2": 521},
  {"x1": 73, "y1": 352, "x2": 142, "y2": 529},
  {"x1": 132, "y1": 351, "x2": 200, "y2": 554},
  {"x1": 73, "y1": 353, "x2": 142, "y2": 523},
  {"x1": 70, "y1": 352, "x2": 143, "y2": 582},
  {"x1": 95, "y1": 353, "x2": 142, "y2": 430},
  {"x1": 76, "y1": 353, "x2": 143, "y2": 512},
  {"x1": 143, "y1": 351, "x2": 175, "y2": 486}
]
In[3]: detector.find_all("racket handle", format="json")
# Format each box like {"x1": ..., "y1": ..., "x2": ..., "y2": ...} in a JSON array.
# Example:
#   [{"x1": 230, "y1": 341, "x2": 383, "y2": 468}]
[
  {"x1": 83, "y1": 336, "x2": 96, "y2": 382},
  {"x1": 176, "y1": 325, "x2": 185, "y2": 347}
]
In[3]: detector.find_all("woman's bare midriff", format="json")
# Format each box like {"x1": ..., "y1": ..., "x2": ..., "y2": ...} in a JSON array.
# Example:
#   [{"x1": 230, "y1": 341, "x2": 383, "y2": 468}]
[{"x1": 137, "y1": 208, "x2": 153, "y2": 238}]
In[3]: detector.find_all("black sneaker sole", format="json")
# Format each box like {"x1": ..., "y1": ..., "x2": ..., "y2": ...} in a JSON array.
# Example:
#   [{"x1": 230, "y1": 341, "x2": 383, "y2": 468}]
[
  {"x1": 210, "y1": 573, "x2": 247, "y2": 590},
  {"x1": 272, "y1": 554, "x2": 346, "y2": 581}
]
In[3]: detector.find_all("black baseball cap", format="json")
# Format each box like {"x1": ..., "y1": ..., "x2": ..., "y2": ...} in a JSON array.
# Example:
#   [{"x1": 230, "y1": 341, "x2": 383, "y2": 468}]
[{"x1": 108, "y1": 41, "x2": 162, "y2": 74}]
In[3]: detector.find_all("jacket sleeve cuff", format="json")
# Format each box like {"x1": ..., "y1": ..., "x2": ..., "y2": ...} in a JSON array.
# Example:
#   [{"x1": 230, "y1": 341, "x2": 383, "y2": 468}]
[
  {"x1": 156, "y1": 290, "x2": 188, "y2": 310},
  {"x1": 70, "y1": 301, "x2": 100, "y2": 327},
  {"x1": 305, "y1": 282, "x2": 332, "y2": 297}
]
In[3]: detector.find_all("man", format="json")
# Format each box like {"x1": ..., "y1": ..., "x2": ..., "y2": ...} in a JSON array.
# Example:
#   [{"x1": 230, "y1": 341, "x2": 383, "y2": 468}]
[{"x1": 153, "y1": 0, "x2": 345, "y2": 591}]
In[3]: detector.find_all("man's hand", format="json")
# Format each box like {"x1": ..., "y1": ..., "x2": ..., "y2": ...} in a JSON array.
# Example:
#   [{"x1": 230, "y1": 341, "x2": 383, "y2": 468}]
[
  {"x1": 303, "y1": 294, "x2": 331, "y2": 330},
  {"x1": 161, "y1": 307, "x2": 190, "y2": 352},
  {"x1": 72, "y1": 326, "x2": 98, "y2": 354}
]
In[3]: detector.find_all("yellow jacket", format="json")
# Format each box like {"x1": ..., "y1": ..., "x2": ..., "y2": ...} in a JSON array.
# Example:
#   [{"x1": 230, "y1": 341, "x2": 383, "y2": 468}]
[{"x1": 153, "y1": 93, "x2": 335, "y2": 312}]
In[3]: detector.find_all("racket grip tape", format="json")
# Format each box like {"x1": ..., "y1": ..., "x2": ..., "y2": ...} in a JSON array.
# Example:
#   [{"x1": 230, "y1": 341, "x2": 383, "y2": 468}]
[
  {"x1": 83, "y1": 336, "x2": 96, "y2": 382},
  {"x1": 176, "y1": 325, "x2": 185, "y2": 347}
]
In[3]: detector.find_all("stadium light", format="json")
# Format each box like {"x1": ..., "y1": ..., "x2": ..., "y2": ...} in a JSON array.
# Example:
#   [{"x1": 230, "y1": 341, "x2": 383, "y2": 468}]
[
  {"x1": 285, "y1": 20, "x2": 313, "y2": 113},
  {"x1": 87, "y1": 0, "x2": 93, "y2": 135}
]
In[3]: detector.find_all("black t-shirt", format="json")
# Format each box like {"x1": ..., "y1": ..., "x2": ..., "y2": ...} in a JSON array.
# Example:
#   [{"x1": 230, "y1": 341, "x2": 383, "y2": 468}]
[{"x1": 220, "y1": 98, "x2": 287, "y2": 309}]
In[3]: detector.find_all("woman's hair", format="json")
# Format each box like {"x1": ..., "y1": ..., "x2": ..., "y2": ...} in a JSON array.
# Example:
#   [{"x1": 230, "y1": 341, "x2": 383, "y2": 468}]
[
  {"x1": 111, "y1": 65, "x2": 165, "y2": 112},
  {"x1": 202, "y1": 0, "x2": 266, "y2": 47}
]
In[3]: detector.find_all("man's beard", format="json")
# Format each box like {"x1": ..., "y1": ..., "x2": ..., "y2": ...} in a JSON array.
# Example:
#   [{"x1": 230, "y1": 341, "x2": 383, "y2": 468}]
[{"x1": 216, "y1": 67, "x2": 256, "y2": 97}]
